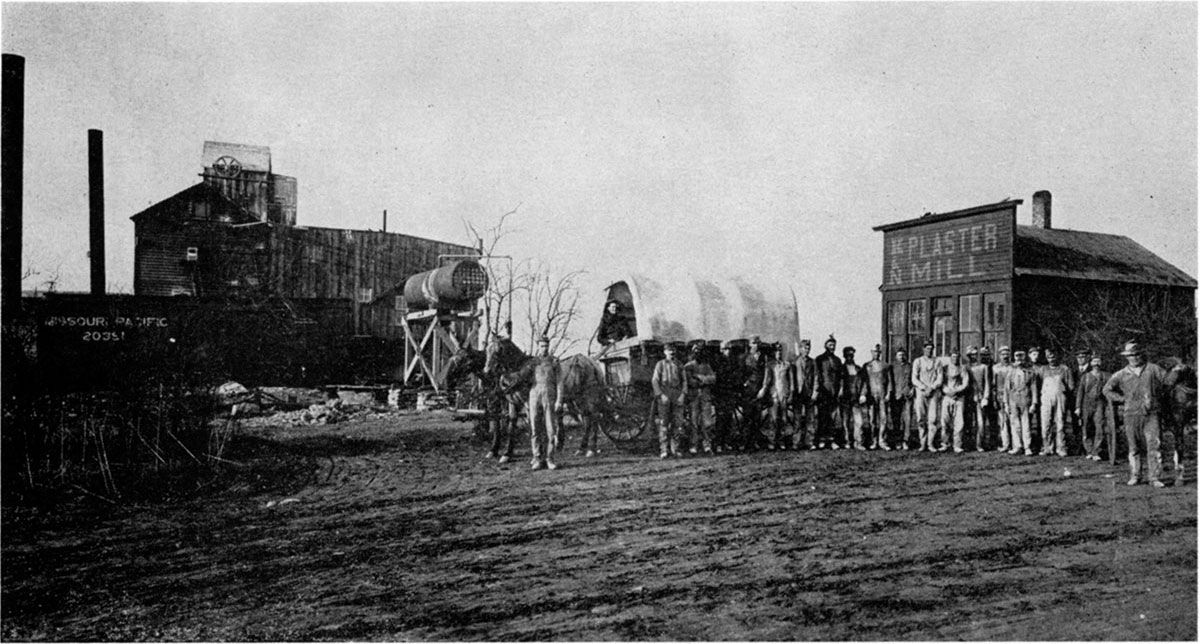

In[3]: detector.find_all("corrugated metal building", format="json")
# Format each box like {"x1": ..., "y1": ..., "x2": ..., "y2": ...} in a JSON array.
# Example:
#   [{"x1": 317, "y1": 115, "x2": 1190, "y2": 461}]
[
  {"x1": 131, "y1": 142, "x2": 476, "y2": 341},
  {"x1": 873, "y1": 191, "x2": 1197, "y2": 362}
]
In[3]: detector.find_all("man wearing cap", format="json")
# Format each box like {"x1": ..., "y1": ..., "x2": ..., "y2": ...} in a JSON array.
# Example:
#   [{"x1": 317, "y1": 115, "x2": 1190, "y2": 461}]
[
  {"x1": 861, "y1": 344, "x2": 893, "y2": 450},
  {"x1": 911, "y1": 340, "x2": 943, "y2": 451},
  {"x1": 1075, "y1": 350, "x2": 1111, "y2": 462},
  {"x1": 652, "y1": 343, "x2": 689, "y2": 459},
  {"x1": 527, "y1": 336, "x2": 565, "y2": 471},
  {"x1": 941, "y1": 348, "x2": 971, "y2": 452},
  {"x1": 992, "y1": 346, "x2": 1016, "y2": 453},
  {"x1": 890, "y1": 348, "x2": 915, "y2": 450},
  {"x1": 1006, "y1": 350, "x2": 1039, "y2": 455},
  {"x1": 793, "y1": 339, "x2": 817, "y2": 450},
  {"x1": 814, "y1": 335, "x2": 844, "y2": 449},
  {"x1": 841, "y1": 346, "x2": 867, "y2": 449},
  {"x1": 1104, "y1": 341, "x2": 1170, "y2": 487},
  {"x1": 741, "y1": 336, "x2": 769, "y2": 451},
  {"x1": 758, "y1": 343, "x2": 796, "y2": 450},
  {"x1": 969, "y1": 347, "x2": 994, "y2": 452},
  {"x1": 1027, "y1": 346, "x2": 1046, "y2": 449},
  {"x1": 713, "y1": 340, "x2": 741, "y2": 453},
  {"x1": 1039, "y1": 348, "x2": 1075, "y2": 457},
  {"x1": 684, "y1": 342, "x2": 717, "y2": 454}
]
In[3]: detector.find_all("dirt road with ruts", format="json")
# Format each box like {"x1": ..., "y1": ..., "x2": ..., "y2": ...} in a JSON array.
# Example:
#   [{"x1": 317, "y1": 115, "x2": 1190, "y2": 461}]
[{"x1": 2, "y1": 410, "x2": 1195, "y2": 641}]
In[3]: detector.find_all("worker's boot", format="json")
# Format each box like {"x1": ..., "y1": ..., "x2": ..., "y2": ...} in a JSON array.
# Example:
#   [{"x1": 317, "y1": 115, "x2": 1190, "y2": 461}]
[
  {"x1": 1175, "y1": 453, "x2": 1186, "y2": 485},
  {"x1": 657, "y1": 421, "x2": 670, "y2": 459}
]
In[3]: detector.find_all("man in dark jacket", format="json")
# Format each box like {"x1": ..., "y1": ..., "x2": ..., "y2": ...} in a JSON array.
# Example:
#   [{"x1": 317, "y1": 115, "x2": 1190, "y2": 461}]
[
  {"x1": 814, "y1": 335, "x2": 844, "y2": 449},
  {"x1": 741, "y1": 336, "x2": 769, "y2": 450},
  {"x1": 890, "y1": 348, "x2": 915, "y2": 450},
  {"x1": 1075, "y1": 350, "x2": 1111, "y2": 462},
  {"x1": 793, "y1": 339, "x2": 817, "y2": 450}
]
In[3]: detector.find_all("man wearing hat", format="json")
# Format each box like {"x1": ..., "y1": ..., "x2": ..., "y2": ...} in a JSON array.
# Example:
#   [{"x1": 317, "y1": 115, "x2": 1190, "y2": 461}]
[
  {"x1": 1039, "y1": 348, "x2": 1075, "y2": 457},
  {"x1": 992, "y1": 346, "x2": 1016, "y2": 453},
  {"x1": 1075, "y1": 350, "x2": 1111, "y2": 462},
  {"x1": 684, "y1": 341, "x2": 717, "y2": 454},
  {"x1": 527, "y1": 336, "x2": 564, "y2": 471},
  {"x1": 597, "y1": 300, "x2": 633, "y2": 346},
  {"x1": 652, "y1": 342, "x2": 689, "y2": 459},
  {"x1": 792, "y1": 339, "x2": 817, "y2": 450},
  {"x1": 814, "y1": 335, "x2": 844, "y2": 449},
  {"x1": 912, "y1": 340, "x2": 944, "y2": 451},
  {"x1": 1104, "y1": 341, "x2": 1170, "y2": 487}
]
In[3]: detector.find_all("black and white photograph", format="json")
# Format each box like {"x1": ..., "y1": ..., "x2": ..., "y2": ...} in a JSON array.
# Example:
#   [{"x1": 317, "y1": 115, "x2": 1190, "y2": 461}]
[{"x1": 1, "y1": 2, "x2": 1196, "y2": 641}]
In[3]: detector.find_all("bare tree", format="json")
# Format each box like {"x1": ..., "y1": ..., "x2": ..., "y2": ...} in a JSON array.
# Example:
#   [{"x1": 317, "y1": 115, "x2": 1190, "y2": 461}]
[
  {"x1": 463, "y1": 205, "x2": 530, "y2": 343},
  {"x1": 463, "y1": 206, "x2": 585, "y2": 355},
  {"x1": 523, "y1": 260, "x2": 585, "y2": 356},
  {"x1": 20, "y1": 260, "x2": 63, "y2": 295}
]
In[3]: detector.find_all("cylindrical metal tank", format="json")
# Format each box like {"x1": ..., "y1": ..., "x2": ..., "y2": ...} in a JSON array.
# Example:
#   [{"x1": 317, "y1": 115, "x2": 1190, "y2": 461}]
[{"x1": 403, "y1": 260, "x2": 488, "y2": 311}]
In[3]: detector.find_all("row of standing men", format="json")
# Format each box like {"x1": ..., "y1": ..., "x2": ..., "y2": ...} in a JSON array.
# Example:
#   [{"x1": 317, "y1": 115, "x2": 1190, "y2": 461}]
[{"x1": 649, "y1": 335, "x2": 1192, "y2": 487}]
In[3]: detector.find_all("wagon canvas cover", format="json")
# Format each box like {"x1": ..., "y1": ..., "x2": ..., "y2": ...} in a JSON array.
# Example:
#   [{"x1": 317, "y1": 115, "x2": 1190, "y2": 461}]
[{"x1": 605, "y1": 272, "x2": 800, "y2": 350}]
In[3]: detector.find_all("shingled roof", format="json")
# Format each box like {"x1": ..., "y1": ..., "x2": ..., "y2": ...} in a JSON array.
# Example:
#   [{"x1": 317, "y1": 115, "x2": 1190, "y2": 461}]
[{"x1": 1014, "y1": 225, "x2": 1196, "y2": 288}]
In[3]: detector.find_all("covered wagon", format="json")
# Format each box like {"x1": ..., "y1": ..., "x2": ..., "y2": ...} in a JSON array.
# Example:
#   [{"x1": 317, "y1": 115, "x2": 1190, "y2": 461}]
[{"x1": 590, "y1": 272, "x2": 800, "y2": 444}]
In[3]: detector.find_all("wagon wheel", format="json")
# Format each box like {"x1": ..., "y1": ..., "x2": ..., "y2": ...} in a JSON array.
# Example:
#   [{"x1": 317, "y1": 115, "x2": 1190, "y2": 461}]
[{"x1": 598, "y1": 383, "x2": 650, "y2": 446}]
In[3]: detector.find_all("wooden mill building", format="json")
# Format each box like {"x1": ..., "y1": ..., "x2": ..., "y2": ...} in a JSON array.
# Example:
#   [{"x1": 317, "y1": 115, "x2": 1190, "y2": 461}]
[
  {"x1": 872, "y1": 191, "x2": 1196, "y2": 364},
  {"x1": 131, "y1": 141, "x2": 476, "y2": 341},
  {"x1": 122, "y1": 141, "x2": 476, "y2": 384}
]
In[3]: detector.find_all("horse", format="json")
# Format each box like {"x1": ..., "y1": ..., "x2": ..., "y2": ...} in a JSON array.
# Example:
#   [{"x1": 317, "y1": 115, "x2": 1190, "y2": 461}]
[
  {"x1": 1162, "y1": 357, "x2": 1197, "y2": 482},
  {"x1": 445, "y1": 337, "x2": 610, "y2": 460},
  {"x1": 444, "y1": 337, "x2": 531, "y2": 463}
]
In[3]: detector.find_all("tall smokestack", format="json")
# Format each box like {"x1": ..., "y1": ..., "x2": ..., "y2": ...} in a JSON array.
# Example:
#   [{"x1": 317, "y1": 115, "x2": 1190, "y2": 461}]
[
  {"x1": 1032, "y1": 190, "x2": 1052, "y2": 229},
  {"x1": 88, "y1": 129, "x2": 105, "y2": 294},
  {"x1": 2, "y1": 54, "x2": 25, "y2": 320}
]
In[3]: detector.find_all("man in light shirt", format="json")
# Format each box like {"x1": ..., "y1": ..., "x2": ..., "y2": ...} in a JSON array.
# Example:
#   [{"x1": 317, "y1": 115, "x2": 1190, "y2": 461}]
[{"x1": 911, "y1": 340, "x2": 943, "y2": 452}]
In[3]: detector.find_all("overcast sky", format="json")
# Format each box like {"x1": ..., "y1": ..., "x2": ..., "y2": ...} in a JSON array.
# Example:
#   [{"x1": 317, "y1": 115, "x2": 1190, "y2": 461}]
[{"x1": 3, "y1": 2, "x2": 1196, "y2": 351}]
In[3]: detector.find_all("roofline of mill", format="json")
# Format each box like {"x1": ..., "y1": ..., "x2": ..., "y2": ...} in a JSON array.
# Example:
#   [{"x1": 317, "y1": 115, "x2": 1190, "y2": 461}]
[{"x1": 872, "y1": 199, "x2": 1024, "y2": 233}]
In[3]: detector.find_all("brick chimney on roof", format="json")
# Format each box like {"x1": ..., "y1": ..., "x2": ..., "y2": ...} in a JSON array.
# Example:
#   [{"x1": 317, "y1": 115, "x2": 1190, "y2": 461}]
[{"x1": 1032, "y1": 190, "x2": 1052, "y2": 229}]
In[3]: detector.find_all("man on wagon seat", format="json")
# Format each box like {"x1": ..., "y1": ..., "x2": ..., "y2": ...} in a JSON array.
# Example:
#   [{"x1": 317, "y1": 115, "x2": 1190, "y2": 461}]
[{"x1": 597, "y1": 300, "x2": 634, "y2": 346}]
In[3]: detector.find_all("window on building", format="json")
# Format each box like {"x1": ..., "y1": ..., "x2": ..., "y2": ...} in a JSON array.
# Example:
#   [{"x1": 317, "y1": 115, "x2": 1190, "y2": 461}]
[
  {"x1": 984, "y1": 292, "x2": 1009, "y2": 354},
  {"x1": 958, "y1": 294, "x2": 982, "y2": 354},
  {"x1": 907, "y1": 299, "x2": 927, "y2": 356},
  {"x1": 931, "y1": 297, "x2": 954, "y2": 356},
  {"x1": 933, "y1": 315, "x2": 955, "y2": 357},
  {"x1": 887, "y1": 301, "x2": 906, "y2": 360}
]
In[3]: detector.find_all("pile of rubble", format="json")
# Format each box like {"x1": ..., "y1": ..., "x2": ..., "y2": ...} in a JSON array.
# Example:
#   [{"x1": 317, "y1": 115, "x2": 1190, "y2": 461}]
[{"x1": 216, "y1": 382, "x2": 443, "y2": 427}]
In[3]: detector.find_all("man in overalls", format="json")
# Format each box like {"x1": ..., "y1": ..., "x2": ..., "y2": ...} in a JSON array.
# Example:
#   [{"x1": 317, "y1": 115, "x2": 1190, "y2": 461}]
[
  {"x1": 528, "y1": 336, "x2": 564, "y2": 471},
  {"x1": 652, "y1": 343, "x2": 688, "y2": 459}
]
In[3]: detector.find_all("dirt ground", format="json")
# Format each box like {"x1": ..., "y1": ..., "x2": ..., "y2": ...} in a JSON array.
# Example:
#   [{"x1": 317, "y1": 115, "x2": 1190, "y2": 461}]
[{"x1": 2, "y1": 410, "x2": 1196, "y2": 641}]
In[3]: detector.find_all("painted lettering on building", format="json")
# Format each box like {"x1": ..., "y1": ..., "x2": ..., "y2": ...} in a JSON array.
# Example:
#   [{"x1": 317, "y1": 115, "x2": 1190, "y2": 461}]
[{"x1": 882, "y1": 210, "x2": 1012, "y2": 288}]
